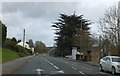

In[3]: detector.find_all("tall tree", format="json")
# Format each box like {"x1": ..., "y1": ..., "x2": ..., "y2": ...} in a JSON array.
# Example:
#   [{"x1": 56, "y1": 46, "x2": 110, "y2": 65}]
[
  {"x1": 11, "y1": 37, "x2": 17, "y2": 44},
  {"x1": 52, "y1": 13, "x2": 91, "y2": 56},
  {"x1": 98, "y1": 5, "x2": 120, "y2": 55},
  {"x1": 28, "y1": 39, "x2": 34, "y2": 48},
  {"x1": 39, "y1": 41, "x2": 47, "y2": 53},
  {"x1": 3, "y1": 38, "x2": 18, "y2": 51},
  {"x1": 34, "y1": 41, "x2": 47, "y2": 54}
]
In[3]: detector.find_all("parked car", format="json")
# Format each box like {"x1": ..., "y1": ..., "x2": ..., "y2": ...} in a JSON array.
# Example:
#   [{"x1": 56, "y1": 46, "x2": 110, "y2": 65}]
[{"x1": 99, "y1": 56, "x2": 120, "y2": 75}]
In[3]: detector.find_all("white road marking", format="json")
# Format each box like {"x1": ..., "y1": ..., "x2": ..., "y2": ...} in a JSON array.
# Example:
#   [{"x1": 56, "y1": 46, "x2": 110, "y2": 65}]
[
  {"x1": 53, "y1": 65, "x2": 59, "y2": 70},
  {"x1": 71, "y1": 67, "x2": 76, "y2": 70},
  {"x1": 52, "y1": 70, "x2": 64, "y2": 74},
  {"x1": 58, "y1": 70, "x2": 64, "y2": 74},
  {"x1": 34, "y1": 68, "x2": 44, "y2": 76},
  {"x1": 44, "y1": 58, "x2": 59, "y2": 70},
  {"x1": 99, "y1": 72, "x2": 107, "y2": 74},
  {"x1": 79, "y1": 71, "x2": 85, "y2": 75},
  {"x1": 65, "y1": 62, "x2": 68, "y2": 64},
  {"x1": 50, "y1": 63, "x2": 54, "y2": 66},
  {"x1": 44, "y1": 59, "x2": 48, "y2": 61}
]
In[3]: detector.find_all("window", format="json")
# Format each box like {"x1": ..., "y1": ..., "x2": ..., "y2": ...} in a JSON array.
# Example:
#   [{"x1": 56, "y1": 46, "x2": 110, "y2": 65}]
[
  {"x1": 112, "y1": 57, "x2": 120, "y2": 62},
  {"x1": 103, "y1": 57, "x2": 110, "y2": 62}
]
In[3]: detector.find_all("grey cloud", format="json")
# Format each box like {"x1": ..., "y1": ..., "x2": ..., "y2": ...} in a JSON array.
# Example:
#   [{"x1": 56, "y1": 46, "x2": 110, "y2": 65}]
[
  {"x1": 2, "y1": 1, "x2": 119, "y2": 46},
  {"x1": 2, "y1": 2, "x2": 79, "y2": 19}
]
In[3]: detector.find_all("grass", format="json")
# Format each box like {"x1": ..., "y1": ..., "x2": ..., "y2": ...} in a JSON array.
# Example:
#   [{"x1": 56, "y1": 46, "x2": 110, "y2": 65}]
[
  {"x1": 1, "y1": 48, "x2": 20, "y2": 63},
  {"x1": 0, "y1": 48, "x2": 2, "y2": 63}
]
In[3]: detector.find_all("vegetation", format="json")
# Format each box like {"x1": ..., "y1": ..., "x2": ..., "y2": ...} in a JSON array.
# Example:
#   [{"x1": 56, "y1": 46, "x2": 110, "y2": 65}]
[
  {"x1": 2, "y1": 48, "x2": 20, "y2": 63},
  {"x1": 0, "y1": 48, "x2": 2, "y2": 63},
  {"x1": 17, "y1": 45, "x2": 32, "y2": 57},
  {"x1": 3, "y1": 38, "x2": 18, "y2": 51},
  {"x1": 0, "y1": 21, "x2": 7, "y2": 47},
  {"x1": 98, "y1": 5, "x2": 120, "y2": 56},
  {"x1": 52, "y1": 13, "x2": 92, "y2": 56},
  {"x1": 28, "y1": 39, "x2": 34, "y2": 48},
  {"x1": 2, "y1": 37, "x2": 33, "y2": 57},
  {"x1": 34, "y1": 41, "x2": 47, "y2": 54}
]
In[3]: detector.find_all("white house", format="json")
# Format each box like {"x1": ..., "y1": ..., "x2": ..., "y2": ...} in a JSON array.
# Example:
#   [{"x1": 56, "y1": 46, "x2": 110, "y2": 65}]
[
  {"x1": 17, "y1": 42, "x2": 31, "y2": 50},
  {"x1": 17, "y1": 42, "x2": 35, "y2": 54}
]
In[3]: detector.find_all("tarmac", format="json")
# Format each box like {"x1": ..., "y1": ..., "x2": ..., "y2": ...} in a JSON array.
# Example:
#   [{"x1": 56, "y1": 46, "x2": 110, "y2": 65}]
[{"x1": 0, "y1": 55, "x2": 34, "y2": 75}]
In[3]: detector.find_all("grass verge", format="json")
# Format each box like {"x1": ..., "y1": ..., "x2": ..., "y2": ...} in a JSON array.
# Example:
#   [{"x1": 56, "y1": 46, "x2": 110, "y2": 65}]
[
  {"x1": 1, "y1": 48, "x2": 20, "y2": 63},
  {"x1": 0, "y1": 48, "x2": 2, "y2": 63}
]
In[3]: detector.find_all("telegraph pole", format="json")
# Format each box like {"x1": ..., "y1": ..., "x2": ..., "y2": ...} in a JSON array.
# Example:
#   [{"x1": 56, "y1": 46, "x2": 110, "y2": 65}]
[
  {"x1": 23, "y1": 29, "x2": 25, "y2": 48},
  {"x1": 118, "y1": 1, "x2": 120, "y2": 55}
]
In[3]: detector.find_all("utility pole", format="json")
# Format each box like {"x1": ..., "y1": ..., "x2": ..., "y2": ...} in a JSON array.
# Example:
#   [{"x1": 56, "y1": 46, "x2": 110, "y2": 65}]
[
  {"x1": 118, "y1": 1, "x2": 120, "y2": 55},
  {"x1": 80, "y1": 18, "x2": 82, "y2": 59},
  {"x1": 23, "y1": 29, "x2": 25, "y2": 48}
]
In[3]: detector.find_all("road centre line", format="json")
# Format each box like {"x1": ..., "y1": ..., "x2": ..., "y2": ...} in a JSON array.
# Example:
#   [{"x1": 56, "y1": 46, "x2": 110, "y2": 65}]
[
  {"x1": 65, "y1": 62, "x2": 68, "y2": 64},
  {"x1": 79, "y1": 71, "x2": 85, "y2": 75},
  {"x1": 44, "y1": 58, "x2": 59, "y2": 70},
  {"x1": 50, "y1": 63, "x2": 54, "y2": 66},
  {"x1": 53, "y1": 65, "x2": 59, "y2": 70},
  {"x1": 71, "y1": 67, "x2": 76, "y2": 70}
]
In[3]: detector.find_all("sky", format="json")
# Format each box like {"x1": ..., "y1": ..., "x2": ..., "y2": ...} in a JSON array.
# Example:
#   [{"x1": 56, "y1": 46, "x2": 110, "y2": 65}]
[{"x1": 1, "y1": 0, "x2": 120, "y2": 47}]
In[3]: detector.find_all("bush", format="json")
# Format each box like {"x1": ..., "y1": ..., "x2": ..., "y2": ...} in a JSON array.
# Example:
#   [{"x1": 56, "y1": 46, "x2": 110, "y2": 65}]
[
  {"x1": 17, "y1": 45, "x2": 31, "y2": 57},
  {"x1": 3, "y1": 39, "x2": 18, "y2": 51},
  {"x1": 3, "y1": 39, "x2": 33, "y2": 57}
]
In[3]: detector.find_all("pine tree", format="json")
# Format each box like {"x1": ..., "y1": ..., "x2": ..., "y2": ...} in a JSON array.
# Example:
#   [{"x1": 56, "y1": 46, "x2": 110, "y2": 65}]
[{"x1": 52, "y1": 13, "x2": 92, "y2": 56}]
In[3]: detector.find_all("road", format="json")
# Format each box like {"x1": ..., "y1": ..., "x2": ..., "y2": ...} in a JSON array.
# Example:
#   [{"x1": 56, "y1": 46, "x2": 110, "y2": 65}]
[{"x1": 6, "y1": 55, "x2": 119, "y2": 76}]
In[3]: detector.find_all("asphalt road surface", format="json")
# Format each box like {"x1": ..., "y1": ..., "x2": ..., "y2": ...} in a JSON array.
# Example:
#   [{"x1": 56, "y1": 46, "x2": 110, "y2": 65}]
[{"x1": 10, "y1": 55, "x2": 119, "y2": 76}]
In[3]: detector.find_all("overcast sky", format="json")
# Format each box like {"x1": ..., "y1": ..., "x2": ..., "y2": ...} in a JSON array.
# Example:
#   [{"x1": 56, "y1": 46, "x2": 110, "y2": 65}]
[{"x1": 1, "y1": 0, "x2": 120, "y2": 47}]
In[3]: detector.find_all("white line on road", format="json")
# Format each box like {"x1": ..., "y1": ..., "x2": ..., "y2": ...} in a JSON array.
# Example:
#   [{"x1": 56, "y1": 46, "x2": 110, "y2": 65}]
[
  {"x1": 53, "y1": 65, "x2": 59, "y2": 70},
  {"x1": 44, "y1": 58, "x2": 59, "y2": 70},
  {"x1": 44, "y1": 59, "x2": 48, "y2": 62},
  {"x1": 50, "y1": 63, "x2": 54, "y2": 66},
  {"x1": 71, "y1": 67, "x2": 76, "y2": 70},
  {"x1": 79, "y1": 71, "x2": 85, "y2": 75},
  {"x1": 34, "y1": 68, "x2": 44, "y2": 76},
  {"x1": 58, "y1": 70, "x2": 64, "y2": 74},
  {"x1": 99, "y1": 72, "x2": 107, "y2": 74},
  {"x1": 65, "y1": 62, "x2": 68, "y2": 64}
]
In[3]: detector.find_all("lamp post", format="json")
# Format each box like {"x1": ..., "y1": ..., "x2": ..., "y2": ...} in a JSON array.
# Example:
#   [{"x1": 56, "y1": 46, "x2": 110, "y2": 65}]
[
  {"x1": 78, "y1": 18, "x2": 83, "y2": 59},
  {"x1": 80, "y1": 18, "x2": 82, "y2": 54}
]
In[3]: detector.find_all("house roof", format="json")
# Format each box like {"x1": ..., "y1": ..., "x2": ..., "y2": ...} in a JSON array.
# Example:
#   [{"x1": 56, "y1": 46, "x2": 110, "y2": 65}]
[{"x1": 17, "y1": 42, "x2": 30, "y2": 49}]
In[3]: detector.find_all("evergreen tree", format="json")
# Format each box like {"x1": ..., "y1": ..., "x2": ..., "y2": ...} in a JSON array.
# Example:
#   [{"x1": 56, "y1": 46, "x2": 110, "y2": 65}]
[{"x1": 52, "y1": 13, "x2": 91, "y2": 56}]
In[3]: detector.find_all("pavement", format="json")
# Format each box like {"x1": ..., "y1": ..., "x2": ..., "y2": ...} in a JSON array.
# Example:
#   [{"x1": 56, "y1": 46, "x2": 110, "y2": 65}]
[{"x1": 1, "y1": 55, "x2": 34, "y2": 75}]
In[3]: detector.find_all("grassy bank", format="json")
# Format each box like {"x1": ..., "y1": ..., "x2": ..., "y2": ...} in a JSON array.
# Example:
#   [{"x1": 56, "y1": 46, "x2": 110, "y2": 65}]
[
  {"x1": 0, "y1": 48, "x2": 2, "y2": 63},
  {"x1": 1, "y1": 48, "x2": 20, "y2": 63}
]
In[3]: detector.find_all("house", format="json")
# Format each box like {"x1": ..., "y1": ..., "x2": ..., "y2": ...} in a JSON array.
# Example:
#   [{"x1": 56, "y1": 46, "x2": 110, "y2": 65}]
[
  {"x1": 17, "y1": 42, "x2": 34, "y2": 53},
  {"x1": 17, "y1": 42, "x2": 30, "y2": 50}
]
